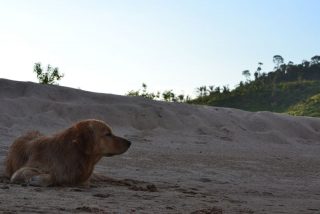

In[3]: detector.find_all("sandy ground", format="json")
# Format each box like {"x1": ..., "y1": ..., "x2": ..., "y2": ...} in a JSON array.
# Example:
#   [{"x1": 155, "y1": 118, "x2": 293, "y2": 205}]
[{"x1": 0, "y1": 78, "x2": 319, "y2": 213}]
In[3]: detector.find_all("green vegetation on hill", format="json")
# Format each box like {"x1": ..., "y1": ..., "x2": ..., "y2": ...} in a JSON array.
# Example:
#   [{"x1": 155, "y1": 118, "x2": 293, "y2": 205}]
[
  {"x1": 126, "y1": 55, "x2": 320, "y2": 117},
  {"x1": 192, "y1": 80, "x2": 320, "y2": 113},
  {"x1": 190, "y1": 55, "x2": 320, "y2": 117}
]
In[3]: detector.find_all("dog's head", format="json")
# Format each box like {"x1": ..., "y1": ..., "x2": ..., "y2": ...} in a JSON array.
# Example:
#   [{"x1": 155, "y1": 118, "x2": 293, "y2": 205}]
[{"x1": 74, "y1": 119, "x2": 131, "y2": 157}]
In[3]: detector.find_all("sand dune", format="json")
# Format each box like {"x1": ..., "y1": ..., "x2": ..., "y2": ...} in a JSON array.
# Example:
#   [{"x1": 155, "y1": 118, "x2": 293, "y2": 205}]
[{"x1": 0, "y1": 78, "x2": 319, "y2": 213}]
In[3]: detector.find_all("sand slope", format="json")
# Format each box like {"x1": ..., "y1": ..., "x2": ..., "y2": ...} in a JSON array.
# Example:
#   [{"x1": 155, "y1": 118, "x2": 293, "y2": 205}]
[{"x1": 0, "y1": 78, "x2": 319, "y2": 213}]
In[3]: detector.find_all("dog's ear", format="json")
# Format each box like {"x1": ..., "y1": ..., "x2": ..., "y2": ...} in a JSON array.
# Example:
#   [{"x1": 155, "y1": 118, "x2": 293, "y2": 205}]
[{"x1": 74, "y1": 121, "x2": 95, "y2": 155}]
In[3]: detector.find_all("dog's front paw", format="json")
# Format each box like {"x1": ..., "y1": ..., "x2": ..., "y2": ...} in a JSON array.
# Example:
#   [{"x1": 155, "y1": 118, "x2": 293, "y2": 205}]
[
  {"x1": 28, "y1": 174, "x2": 53, "y2": 187},
  {"x1": 28, "y1": 175, "x2": 42, "y2": 186}
]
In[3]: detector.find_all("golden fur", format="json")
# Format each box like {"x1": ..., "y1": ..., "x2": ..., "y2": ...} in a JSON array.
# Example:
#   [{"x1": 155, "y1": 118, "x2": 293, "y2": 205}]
[{"x1": 5, "y1": 119, "x2": 131, "y2": 186}]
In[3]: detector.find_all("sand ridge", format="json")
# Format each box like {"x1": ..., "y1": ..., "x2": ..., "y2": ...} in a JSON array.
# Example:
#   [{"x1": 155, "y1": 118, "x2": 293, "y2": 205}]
[{"x1": 0, "y1": 78, "x2": 320, "y2": 213}]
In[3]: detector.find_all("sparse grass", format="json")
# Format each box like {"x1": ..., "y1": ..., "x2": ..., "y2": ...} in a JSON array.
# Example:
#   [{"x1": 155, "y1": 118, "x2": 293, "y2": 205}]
[{"x1": 287, "y1": 93, "x2": 320, "y2": 117}]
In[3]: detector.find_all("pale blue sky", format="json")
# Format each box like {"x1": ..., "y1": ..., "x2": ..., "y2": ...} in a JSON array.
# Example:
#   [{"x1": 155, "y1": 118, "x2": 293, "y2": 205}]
[{"x1": 0, "y1": 0, "x2": 319, "y2": 96}]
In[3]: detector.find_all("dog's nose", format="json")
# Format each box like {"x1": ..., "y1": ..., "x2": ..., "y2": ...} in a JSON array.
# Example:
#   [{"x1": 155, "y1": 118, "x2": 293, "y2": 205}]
[
  {"x1": 123, "y1": 138, "x2": 131, "y2": 146},
  {"x1": 127, "y1": 141, "x2": 131, "y2": 147}
]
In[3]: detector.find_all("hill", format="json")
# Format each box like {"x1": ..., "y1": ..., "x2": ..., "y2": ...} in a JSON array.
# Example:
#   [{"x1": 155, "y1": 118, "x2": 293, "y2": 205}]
[
  {"x1": 190, "y1": 55, "x2": 320, "y2": 117},
  {"x1": 0, "y1": 78, "x2": 319, "y2": 213}
]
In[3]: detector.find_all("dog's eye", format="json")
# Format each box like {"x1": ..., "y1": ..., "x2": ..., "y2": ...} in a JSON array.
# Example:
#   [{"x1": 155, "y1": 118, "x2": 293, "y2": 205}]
[{"x1": 105, "y1": 133, "x2": 112, "y2": 137}]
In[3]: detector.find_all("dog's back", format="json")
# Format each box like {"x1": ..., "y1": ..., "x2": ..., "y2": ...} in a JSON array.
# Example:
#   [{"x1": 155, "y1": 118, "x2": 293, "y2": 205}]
[{"x1": 5, "y1": 131, "x2": 43, "y2": 177}]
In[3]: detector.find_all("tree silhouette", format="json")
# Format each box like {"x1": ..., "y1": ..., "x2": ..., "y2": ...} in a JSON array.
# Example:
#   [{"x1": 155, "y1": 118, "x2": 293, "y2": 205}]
[
  {"x1": 162, "y1": 90, "x2": 176, "y2": 102},
  {"x1": 208, "y1": 85, "x2": 215, "y2": 95},
  {"x1": 215, "y1": 86, "x2": 221, "y2": 93},
  {"x1": 242, "y1": 70, "x2": 251, "y2": 82},
  {"x1": 288, "y1": 61, "x2": 294, "y2": 66},
  {"x1": 273, "y1": 55, "x2": 284, "y2": 70},
  {"x1": 302, "y1": 60, "x2": 310, "y2": 68},
  {"x1": 311, "y1": 55, "x2": 320, "y2": 65},
  {"x1": 177, "y1": 94, "x2": 185, "y2": 102},
  {"x1": 222, "y1": 85, "x2": 230, "y2": 93},
  {"x1": 196, "y1": 86, "x2": 208, "y2": 97},
  {"x1": 257, "y1": 62, "x2": 263, "y2": 75}
]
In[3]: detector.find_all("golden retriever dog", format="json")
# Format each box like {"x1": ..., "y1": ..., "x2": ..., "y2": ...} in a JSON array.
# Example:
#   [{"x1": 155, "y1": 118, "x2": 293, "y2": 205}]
[{"x1": 5, "y1": 119, "x2": 131, "y2": 187}]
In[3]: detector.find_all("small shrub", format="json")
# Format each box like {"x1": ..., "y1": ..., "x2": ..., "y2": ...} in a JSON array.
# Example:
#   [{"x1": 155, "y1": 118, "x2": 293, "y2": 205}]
[
  {"x1": 34, "y1": 62, "x2": 64, "y2": 85},
  {"x1": 126, "y1": 83, "x2": 160, "y2": 100},
  {"x1": 127, "y1": 83, "x2": 189, "y2": 102}
]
